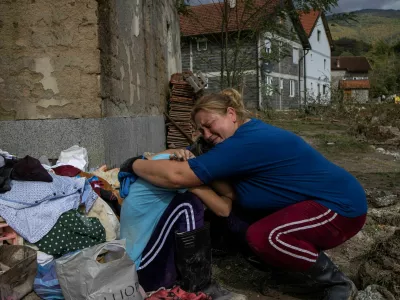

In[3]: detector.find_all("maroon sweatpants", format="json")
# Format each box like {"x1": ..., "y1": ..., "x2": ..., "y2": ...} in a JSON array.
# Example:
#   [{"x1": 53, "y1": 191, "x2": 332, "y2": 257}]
[{"x1": 246, "y1": 200, "x2": 366, "y2": 271}]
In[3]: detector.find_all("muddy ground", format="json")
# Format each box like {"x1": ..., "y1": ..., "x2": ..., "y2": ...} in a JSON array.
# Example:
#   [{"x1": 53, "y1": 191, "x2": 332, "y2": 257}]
[{"x1": 212, "y1": 113, "x2": 399, "y2": 300}]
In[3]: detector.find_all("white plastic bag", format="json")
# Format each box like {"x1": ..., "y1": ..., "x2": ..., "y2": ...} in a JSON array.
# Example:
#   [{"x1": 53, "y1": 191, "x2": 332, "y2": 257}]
[
  {"x1": 56, "y1": 145, "x2": 88, "y2": 171},
  {"x1": 55, "y1": 240, "x2": 143, "y2": 300}
]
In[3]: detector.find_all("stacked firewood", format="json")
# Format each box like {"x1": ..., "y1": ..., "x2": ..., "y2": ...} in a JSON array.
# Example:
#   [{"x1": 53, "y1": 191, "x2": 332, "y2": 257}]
[{"x1": 166, "y1": 73, "x2": 196, "y2": 149}]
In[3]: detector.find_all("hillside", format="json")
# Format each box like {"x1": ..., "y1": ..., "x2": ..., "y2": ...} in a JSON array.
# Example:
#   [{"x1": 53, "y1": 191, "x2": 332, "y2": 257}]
[{"x1": 327, "y1": 9, "x2": 400, "y2": 45}]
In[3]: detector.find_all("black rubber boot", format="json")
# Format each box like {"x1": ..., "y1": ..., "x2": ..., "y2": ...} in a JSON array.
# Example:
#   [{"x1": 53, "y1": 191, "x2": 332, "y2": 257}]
[
  {"x1": 175, "y1": 223, "x2": 247, "y2": 299},
  {"x1": 306, "y1": 252, "x2": 357, "y2": 300},
  {"x1": 259, "y1": 252, "x2": 357, "y2": 299},
  {"x1": 175, "y1": 223, "x2": 212, "y2": 292}
]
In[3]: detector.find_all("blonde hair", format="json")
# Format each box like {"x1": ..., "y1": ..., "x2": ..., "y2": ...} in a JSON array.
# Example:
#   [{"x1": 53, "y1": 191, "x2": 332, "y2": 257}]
[
  {"x1": 220, "y1": 88, "x2": 244, "y2": 107},
  {"x1": 191, "y1": 89, "x2": 248, "y2": 121}
]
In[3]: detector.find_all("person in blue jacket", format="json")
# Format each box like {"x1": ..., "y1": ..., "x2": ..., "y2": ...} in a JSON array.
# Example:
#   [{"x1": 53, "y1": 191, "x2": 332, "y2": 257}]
[{"x1": 130, "y1": 92, "x2": 367, "y2": 300}]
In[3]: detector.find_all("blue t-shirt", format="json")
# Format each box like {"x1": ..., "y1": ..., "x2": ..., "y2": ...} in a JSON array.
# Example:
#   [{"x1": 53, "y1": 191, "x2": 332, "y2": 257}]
[
  {"x1": 188, "y1": 119, "x2": 367, "y2": 217},
  {"x1": 120, "y1": 154, "x2": 187, "y2": 269}
]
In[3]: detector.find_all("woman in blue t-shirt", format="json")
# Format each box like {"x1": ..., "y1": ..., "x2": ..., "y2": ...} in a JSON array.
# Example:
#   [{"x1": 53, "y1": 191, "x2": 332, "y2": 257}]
[{"x1": 131, "y1": 93, "x2": 367, "y2": 300}]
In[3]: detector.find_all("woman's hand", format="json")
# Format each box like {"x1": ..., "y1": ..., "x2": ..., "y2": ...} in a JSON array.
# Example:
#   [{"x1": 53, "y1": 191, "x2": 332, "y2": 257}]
[{"x1": 169, "y1": 149, "x2": 195, "y2": 161}]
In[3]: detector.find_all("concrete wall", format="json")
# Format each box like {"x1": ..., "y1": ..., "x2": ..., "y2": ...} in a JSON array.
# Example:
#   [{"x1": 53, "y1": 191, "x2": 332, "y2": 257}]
[
  {"x1": 0, "y1": 0, "x2": 181, "y2": 167},
  {"x1": 99, "y1": 0, "x2": 181, "y2": 117},
  {"x1": 98, "y1": 0, "x2": 181, "y2": 166},
  {"x1": 305, "y1": 16, "x2": 331, "y2": 103}
]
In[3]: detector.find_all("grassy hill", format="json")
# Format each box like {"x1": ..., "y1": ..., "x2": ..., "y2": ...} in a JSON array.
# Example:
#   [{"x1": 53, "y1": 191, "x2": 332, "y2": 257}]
[{"x1": 327, "y1": 9, "x2": 400, "y2": 45}]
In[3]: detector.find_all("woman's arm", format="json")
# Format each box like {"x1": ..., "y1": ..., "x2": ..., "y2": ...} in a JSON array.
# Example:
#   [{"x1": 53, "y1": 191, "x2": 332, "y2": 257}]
[
  {"x1": 132, "y1": 159, "x2": 202, "y2": 188},
  {"x1": 211, "y1": 180, "x2": 236, "y2": 201},
  {"x1": 189, "y1": 185, "x2": 232, "y2": 217},
  {"x1": 146, "y1": 149, "x2": 194, "y2": 161}
]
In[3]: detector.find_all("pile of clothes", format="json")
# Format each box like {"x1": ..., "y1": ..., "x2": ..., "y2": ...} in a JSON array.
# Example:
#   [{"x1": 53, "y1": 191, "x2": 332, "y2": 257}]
[
  {"x1": 0, "y1": 146, "x2": 121, "y2": 299},
  {"x1": 0, "y1": 146, "x2": 214, "y2": 300}
]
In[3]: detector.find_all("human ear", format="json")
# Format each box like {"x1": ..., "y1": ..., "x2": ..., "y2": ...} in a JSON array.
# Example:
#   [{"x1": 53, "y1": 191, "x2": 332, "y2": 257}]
[{"x1": 226, "y1": 107, "x2": 237, "y2": 122}]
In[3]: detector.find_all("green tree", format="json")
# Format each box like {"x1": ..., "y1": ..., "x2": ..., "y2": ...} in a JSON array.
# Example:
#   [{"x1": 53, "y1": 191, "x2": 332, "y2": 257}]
[{"x1": 367, "y1": 40, "x2": 400, "y2": 97}]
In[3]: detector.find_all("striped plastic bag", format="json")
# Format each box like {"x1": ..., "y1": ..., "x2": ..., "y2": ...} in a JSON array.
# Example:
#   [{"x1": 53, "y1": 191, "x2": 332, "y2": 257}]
[{"x1": 34, "y1": 260, "x2": 64, "y2": 299}]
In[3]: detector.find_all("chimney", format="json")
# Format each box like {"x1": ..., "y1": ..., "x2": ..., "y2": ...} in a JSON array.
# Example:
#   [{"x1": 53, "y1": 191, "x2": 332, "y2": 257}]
[
  {"x1": 229, "y1": 0, "x2": 236, "y2": 9},
  {"x1": 336, "y1": 58, "x2": 340, "y2": 68}
]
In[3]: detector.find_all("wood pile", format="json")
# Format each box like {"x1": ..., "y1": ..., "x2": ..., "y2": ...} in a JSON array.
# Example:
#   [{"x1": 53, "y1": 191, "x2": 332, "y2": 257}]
[{"x1": 166, "y1": 73, "x2": 196, "y2": 149}]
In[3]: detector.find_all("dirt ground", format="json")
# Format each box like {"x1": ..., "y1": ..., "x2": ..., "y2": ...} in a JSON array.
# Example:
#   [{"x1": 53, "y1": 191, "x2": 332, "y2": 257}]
[{"x1": 212, "y1": 113, "x2": 399, "y2": 299}]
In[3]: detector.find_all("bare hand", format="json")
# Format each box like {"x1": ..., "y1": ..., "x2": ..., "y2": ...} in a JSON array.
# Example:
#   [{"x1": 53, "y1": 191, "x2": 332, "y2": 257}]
[{"x1": 169, "y1": 149, "x2": 195, "y2": 161}]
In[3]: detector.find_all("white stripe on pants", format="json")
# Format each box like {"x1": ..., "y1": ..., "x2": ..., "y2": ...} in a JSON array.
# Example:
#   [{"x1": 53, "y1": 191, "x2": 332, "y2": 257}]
[
  {"x1": 268, "y1": 209, "x2": 337, "y2": 263},
  {"x1": 139, "y1": 203, "x2": 196, "y2": 270}
]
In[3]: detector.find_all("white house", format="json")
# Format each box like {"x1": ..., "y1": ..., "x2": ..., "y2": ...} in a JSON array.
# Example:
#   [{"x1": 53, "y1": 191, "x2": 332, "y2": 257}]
[{"x1": 299, "y1": 11, "x2": 333, "y2": 103}]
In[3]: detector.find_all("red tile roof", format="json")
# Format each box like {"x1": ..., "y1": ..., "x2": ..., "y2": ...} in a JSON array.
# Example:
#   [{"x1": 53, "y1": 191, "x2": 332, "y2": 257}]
[
  {"x1": 298, "y1": 10, "x2": 320, "y2": 36},
  {"x1": 339, "y1": 79, "x2": 370, "y2": 89},
  {"x1": 180, "y1": 0, "x2": 280, "y2": 37},
  {"x1": 332, "y1": 56, "x2": 372, "y2": 72},
  {"x1": 298, "y1": 10, "x2": 333, "y2": 47}
]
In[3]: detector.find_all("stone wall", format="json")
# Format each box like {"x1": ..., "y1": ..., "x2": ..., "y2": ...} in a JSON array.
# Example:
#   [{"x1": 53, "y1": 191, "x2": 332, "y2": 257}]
[
  {"x1": 0, "y1": 0, "x2": 181, "y2": 167},
  {"x1": 352, "y1": 89, "x2": 369, "y2": 103}
]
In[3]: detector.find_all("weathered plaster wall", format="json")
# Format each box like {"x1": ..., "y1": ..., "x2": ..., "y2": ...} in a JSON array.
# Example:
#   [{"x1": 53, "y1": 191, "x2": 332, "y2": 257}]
[
  {"x1": 0, "y1": 0, "x2": 181, "y2": 167},
  {"x1": 99, "y1": 0, "x2": 181, "y2": 117},
  {"x1": 0, "y1": 0, "x2": 101, "y2": 120}
]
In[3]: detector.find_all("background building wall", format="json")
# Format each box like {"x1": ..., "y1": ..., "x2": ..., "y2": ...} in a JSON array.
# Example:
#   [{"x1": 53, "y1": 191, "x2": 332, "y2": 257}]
[{"x1": 305, "y1": 16, "x2": 331, "y2": 102}]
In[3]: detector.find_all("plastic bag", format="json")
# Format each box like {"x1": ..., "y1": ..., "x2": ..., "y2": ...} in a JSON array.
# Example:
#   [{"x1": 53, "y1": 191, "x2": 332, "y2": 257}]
[
  {"x1": 55, "y1": 240, "x2": 143, "y2": 300},
  {"x1": 56, "y1": 145, "x2": 88, "y2": 171},
  {"x1": 34, "y1": 259, "x2": 64, "y2": 299}
]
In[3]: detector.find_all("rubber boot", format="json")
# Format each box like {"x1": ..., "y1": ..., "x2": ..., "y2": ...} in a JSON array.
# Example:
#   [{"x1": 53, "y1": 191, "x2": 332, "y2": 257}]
[
  {"x1": 175, "y1": 223, "x2": 212, "y2": 292},
  {"x1": 308, "y1": 252, "x2": 358, "y2": 300},
  {"x1": 259, "y1": 253, "x2": 357, "y2": 299},
  {"x1": 175, "y1": 223, "x2": 247, "y2": 300}
]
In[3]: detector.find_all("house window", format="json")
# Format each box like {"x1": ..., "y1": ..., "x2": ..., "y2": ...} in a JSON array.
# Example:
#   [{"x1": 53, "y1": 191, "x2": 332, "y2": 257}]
[
  {"x1": 204, "y1": 77, "x2": 209, "y2": 89},
  {"x1": 266, "y1": 76, "x2": 273, "y2": 96},
  {"x1": 265, "y1": 39, "x2": 271, "y2": 54},
  {"x1": 293, "y1": 48, "x2": 299, "y2": 64},
  {"x1": 324, "y1": 59, "x2": 326, "y2": 70},
  {"x1": 323, "y1": 85, "x2": 327, "y2": 94},
  {"x1": 197, "y1": 38, "x2": 207, "y2": 51},
  {"x1": 317, "y1": 83, "x2": 321, "y2": 96},
  {"x1": 280, "y1": 78, "x2": 283, "y2": 90},
  {"x1": 317, "y1": 30, "x2": 321, "y2": 41},
  {"x1": 289, "y1": 80, "x2": 295, "y2": 97}
]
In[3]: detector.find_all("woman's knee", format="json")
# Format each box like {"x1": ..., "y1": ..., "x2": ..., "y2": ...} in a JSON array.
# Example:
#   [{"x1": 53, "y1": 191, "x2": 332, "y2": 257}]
[{"x1": 246, "y1": 221, "x2": 271, "y2": 251}]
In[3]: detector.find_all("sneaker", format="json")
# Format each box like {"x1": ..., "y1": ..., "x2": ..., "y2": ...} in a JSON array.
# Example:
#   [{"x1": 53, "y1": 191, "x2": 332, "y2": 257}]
[{"x1": 202, "y1": 282, "x2": 247, "y2": 300}]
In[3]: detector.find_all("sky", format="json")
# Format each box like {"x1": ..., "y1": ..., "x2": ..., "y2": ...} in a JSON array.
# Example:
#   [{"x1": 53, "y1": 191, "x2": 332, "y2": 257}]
[
  {"x1": 331, "y1": 0, "x2": 400, "y2": 13},
  {"x1": 187, "y1": 0, "x2": 400, "y2": 13}
]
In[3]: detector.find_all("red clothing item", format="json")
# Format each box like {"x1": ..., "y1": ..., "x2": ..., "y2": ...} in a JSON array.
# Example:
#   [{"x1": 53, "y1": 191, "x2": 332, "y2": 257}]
[
  {"x1": 146, "y1": 286, "x2": 211, "y2": 300},
  {"x1": 53, "y1": 165, "x2": 81, "y2": 177},
  {"x1": 246, "y1": 200, "x2": 366, "y2": 271}
]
